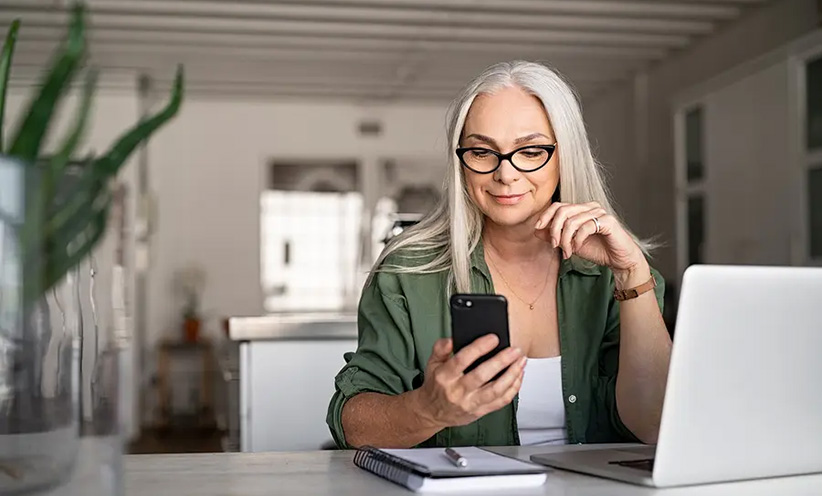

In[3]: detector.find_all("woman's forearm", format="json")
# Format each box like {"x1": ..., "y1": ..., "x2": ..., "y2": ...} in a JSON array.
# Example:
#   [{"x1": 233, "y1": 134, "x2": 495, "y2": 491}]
[
  {"x1": 613, "y1": 263, "x2": 673, "y2": 444},
  {"x1": 341, "y1": 390, "x2": 443, "y2": 448}
]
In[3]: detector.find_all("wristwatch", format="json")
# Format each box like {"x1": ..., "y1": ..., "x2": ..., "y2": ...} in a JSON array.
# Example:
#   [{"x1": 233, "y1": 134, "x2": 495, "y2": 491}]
[{"x1": 613, "y1": 275, "x2": 657, "y2": 301}]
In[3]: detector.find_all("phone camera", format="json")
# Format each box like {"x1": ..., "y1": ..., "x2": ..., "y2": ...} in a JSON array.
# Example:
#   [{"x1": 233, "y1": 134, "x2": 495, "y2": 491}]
[
  {"x1": 456, "y1": 298, "x2": 463, "y2": 306},
  {"x1": 465, "y1": 300, "x2": 473, "y2": 307}
]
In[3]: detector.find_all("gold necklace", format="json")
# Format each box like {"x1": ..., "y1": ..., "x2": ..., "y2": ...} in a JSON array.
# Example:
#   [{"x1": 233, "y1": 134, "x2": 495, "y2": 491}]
[{"x1": 485, "y1": 251, "x2": 551, "y2": 310}]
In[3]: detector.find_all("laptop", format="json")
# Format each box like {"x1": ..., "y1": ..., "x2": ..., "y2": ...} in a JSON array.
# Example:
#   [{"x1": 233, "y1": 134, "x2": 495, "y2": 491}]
[{"x1": 531, "y1": 265, "x2": 822, "y2": 487}]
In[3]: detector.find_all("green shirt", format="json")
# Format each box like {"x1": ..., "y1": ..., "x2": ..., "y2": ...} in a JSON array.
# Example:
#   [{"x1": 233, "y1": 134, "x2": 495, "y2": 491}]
[{"x1": 327, "y1": 241, "x2": 664, "y2": 448}]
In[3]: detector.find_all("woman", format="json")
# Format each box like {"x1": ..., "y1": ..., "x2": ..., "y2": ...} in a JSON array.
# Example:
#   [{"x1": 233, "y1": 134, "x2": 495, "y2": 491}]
[{"x1": 327, "y1": 61, "x2": 672, "y2": 449}]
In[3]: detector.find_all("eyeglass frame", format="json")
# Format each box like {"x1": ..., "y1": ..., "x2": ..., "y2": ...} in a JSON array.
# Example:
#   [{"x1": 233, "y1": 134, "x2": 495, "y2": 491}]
[{"x1": 455, "y1": 143, "x2": 558, "y2": 174}]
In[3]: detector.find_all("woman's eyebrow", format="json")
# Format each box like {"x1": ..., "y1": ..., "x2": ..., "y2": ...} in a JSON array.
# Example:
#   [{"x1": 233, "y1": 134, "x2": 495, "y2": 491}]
[
  {"x1": 513, "y1": 133, "x2": 551, "y2": 144},
  {"x1": 462, "y1": 133, "x2": 497, "y2": 147}
]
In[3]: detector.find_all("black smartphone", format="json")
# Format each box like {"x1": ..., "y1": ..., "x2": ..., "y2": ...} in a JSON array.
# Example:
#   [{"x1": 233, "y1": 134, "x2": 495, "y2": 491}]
[{"x1": 449, "y1": 293, "x2": 511, "y2": 378}]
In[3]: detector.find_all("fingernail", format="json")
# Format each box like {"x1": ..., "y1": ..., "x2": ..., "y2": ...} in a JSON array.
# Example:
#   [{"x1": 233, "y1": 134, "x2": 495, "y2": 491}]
[
  {"x1": 535, "y1": 220, "x2": 543, "y2": 229},
  {"x1": 513, "y1": 347, "x2": 522, "y2": 356},
  {"x1": 552, "y1": 238, "x2": 558, "y2": 248},
  {"x1": 519, "y1": 357, "x2": 527, "y2": 366}
]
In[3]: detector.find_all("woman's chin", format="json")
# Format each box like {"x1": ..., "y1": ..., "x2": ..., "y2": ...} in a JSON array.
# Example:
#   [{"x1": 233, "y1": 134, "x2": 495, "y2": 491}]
[{"x1": 483, "y1": 207, "x2": 536, "y2": 228}]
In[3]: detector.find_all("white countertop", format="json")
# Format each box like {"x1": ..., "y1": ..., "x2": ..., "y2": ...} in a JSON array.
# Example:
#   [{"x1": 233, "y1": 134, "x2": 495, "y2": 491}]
[
  {"x1": 228, "y1": 312, "x2": 357, "y2": 341},
  {"x1": 125, "y1": 444, "x2": 822, "y2": 495}
]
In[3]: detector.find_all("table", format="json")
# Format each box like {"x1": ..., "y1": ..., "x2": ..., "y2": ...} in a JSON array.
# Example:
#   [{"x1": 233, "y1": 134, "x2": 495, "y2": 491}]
[
  {"x1": 125, "y1": 444, "x2": 822, "y2": 495},
  {"x1": 156, "y1": 339, "x2": 216, "y2": 430}
]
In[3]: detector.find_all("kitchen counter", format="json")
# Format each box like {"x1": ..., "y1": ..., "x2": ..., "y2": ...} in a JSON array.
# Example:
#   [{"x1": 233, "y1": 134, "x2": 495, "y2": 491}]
[
  {"x1": 228, "y1": 312, "x2": 357, "y2": 341},
  {"x1": 228, "y1": 312, "x2": 358, "y2": 451}
]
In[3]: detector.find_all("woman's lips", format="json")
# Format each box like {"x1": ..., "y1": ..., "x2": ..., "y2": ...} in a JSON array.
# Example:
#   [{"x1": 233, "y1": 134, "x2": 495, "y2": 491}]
[{"x1": 490, "y1": 193, "x2": 526, "y2": 205}]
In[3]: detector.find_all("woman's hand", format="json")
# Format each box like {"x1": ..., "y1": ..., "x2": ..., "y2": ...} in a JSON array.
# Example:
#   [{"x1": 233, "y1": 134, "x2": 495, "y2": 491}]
[
  {"x1": 413, "y1": 336, "x2": 526, "y2": 430},
  {"x1": 534, "y1": 201, "x2": 648, "y2": 284}
]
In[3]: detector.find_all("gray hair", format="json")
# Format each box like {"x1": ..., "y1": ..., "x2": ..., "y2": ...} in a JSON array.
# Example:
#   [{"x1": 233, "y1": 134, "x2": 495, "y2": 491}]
[{"x1": 369, "y1": 60, "x2": 649, "y2": 293}]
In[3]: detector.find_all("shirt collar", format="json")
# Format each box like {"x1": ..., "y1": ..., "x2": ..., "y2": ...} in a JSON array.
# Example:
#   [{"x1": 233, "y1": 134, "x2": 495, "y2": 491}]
[{"x1": 470, "y1": 238, "x2": 601, "y2": 280}]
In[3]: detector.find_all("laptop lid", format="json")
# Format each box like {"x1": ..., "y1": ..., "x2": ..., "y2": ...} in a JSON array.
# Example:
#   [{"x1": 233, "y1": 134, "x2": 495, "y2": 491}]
[{"x1": 653, "y1": 265, "x2": 822, "y2": 487}]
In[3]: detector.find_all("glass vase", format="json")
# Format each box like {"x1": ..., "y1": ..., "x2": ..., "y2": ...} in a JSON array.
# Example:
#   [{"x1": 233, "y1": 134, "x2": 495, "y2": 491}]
[{"x1": 0, "y1": 156, "x2": 127, "y2": 495}]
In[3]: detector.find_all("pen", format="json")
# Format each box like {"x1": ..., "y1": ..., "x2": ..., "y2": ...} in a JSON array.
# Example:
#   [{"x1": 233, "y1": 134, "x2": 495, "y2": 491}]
[{"x1": 444, "y1": 447, "x2": 468, "y2": 468}]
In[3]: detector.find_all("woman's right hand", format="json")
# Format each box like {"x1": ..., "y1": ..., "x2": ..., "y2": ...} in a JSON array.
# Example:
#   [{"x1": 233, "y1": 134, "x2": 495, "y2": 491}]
[{"x1": 413, "y1": 335, "x2": 526, "y2": 429}]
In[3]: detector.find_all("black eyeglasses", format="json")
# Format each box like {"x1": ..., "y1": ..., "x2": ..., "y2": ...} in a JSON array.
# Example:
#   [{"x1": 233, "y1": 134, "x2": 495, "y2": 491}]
[{"x1": 455, "y1": 144, "x2": 557, "y2": 174}]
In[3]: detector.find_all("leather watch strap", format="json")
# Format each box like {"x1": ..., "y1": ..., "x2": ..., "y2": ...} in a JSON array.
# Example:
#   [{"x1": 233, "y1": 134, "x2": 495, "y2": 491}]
[{"x1": 613, "y1": 275, "x2": 657, "y2": 301}]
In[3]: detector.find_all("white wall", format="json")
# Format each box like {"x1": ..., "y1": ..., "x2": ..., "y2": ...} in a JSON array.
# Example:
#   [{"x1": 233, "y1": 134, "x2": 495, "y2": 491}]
[
  {"x1": 146, "y1": 97, "x2": 447, "y2": 351},
  {"x1": 584, "y1": 0, "x2": 819, "y2": 280}
]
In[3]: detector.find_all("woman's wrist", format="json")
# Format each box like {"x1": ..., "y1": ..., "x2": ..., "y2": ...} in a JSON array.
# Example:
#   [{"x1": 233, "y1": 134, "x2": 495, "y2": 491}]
[
  {"x1": 612, "y1": 258, "x2": 652, "y2": 291},
  {"x1": 407, "y1": 388, "x2": 445, "y2": 434}
]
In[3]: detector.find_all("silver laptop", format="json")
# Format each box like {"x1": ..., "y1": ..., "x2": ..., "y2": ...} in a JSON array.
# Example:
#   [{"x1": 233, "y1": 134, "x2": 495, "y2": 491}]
[{"x1": 532, "y1": 265, "x2": 822, "y2": 487}]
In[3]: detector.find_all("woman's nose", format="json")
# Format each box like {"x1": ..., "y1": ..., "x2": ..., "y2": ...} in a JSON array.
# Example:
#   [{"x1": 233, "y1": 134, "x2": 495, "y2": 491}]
[{"x1": 493, "y1": 158, "x2": 520, "y2": 184}]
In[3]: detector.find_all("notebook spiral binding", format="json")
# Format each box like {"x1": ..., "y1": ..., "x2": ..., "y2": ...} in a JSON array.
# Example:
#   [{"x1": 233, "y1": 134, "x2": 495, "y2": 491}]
[{"x1": 353, "y1": 446, "x2": 431, "y2": 487}]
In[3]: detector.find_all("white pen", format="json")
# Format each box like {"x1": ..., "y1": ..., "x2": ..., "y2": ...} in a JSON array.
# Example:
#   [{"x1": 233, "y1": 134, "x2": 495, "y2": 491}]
[{"x1": 444, "y1": 447, "x2": 468, "y2": 468}]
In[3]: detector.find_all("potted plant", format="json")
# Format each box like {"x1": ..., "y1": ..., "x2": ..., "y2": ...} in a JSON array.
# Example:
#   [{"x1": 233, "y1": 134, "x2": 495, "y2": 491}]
[{"x1": 0, "y1": 3, "x2": 184, "y2": 494}]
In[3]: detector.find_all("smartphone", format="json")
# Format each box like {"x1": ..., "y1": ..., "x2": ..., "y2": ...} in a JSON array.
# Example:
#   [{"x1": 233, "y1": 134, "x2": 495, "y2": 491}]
[{"x1": 449, "y1": 293, "x2": 511, "y2": 378}]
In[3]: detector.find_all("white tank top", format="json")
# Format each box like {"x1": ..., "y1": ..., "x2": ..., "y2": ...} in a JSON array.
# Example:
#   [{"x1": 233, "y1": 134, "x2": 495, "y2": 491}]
[{"x1": 516, "y1": 356, "x2": 569, "y2": 446}]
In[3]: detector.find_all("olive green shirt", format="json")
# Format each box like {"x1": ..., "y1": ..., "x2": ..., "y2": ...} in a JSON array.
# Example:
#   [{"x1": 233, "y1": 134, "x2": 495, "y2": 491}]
[{"x1": 327, "y1": 242, "x2": 664, "y2": 448}]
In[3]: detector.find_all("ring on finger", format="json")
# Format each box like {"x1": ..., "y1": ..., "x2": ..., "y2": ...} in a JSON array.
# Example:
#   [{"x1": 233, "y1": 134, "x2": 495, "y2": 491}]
[{"x1": 591, "y1": 217, "x2": 601, "y2": 234}]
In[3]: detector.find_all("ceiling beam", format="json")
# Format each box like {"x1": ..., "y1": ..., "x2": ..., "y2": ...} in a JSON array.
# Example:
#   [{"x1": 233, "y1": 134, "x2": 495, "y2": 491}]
[
  {"x1": 1, "y1": 11, "x2": 692, "y2": 47},
  {"x1": 12, "y1": 27, "x2": 672, "y2": 59},
  {"x1": 11, "y1": 44, "x2": 652, "y2": 73},
  {"x1": 2, "y1": 1, "x2": 717, "y2": 35},
  {"x1": 124, "y1": 0, "x2": 744, "y2": 20}
]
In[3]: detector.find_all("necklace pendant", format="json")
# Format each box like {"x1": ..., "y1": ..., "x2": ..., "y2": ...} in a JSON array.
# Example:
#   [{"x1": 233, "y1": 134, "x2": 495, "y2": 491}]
[{"x1": 529, "y1": 304, "x2": 534, "y2": 310}]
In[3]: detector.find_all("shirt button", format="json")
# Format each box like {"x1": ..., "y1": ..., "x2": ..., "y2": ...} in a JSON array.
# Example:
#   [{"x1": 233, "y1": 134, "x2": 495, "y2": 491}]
[{"x1": 568, "y1": 394, "x2": 577, "y2": 404}]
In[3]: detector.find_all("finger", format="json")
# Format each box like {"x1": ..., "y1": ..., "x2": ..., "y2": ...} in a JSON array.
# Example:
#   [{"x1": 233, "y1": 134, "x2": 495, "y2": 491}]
[
  {"x1": 474, "y1": 363, "x2": 525, "y2": 417},
  {"x1": 428, "y1": 339, "x2": 453, "y2": 366},
  {"x1": 472, "y1": 355, "x2": 527, "y2": 405},
  {"x1": 461, "y1": 346, "x2": 522, "y2": 390},
  {"x1": 561, "y1": 208, "x2": 606, "y2": 258},
  {"x1": 571, "y1": 215, "x2": 598, "y2": 252},
  {"x1": 549, "y1": 204, "x2": 592, "y2": 250},
  {"x1": 591, "y1": 213, "x2": 618, "y2": 236},
  {"x1": 534, "y1": 201, "x2": 563, "y2": 230},
  {"x1": 448, "y1": 334, "x2": 500, "y2": 375}
]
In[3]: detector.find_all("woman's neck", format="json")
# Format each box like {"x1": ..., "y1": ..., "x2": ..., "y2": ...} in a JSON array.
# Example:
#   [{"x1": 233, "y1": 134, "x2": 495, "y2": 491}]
[{"x1": 482, "y1": 219, "x2": 557, "y2": 264}]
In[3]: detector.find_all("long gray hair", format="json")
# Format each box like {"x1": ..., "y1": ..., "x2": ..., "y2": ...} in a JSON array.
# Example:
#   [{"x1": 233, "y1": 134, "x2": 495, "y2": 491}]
[{"x1": 369, "y1": 60, "x2": 648, "y2": 293}]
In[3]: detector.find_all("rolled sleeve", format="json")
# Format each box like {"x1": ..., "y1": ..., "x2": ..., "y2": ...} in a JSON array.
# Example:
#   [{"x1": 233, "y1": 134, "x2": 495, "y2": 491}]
[
  {"x1": 588, "y1": 267, "x2": 665, "y2": 443},
  {"x1": 326, "y1": 270, "x2": 421, "y2": 448}
]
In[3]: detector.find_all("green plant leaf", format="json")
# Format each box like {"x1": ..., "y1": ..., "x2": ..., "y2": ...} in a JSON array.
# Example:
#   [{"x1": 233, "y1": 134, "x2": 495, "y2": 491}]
[
  {"x1": 8, "y1": 3, "x2": 86, "y2": 164},
  {"x1": 44, "y1": 169, "x2": 106, "y2": 245},
  {"x1": 48, "y1": 68, "x2": 97, "y2": 181},
  {"x1": 0, "y1": 19, "x2": 21, "y2": 153},
  {"x1": 97, "y1": 64, "x2": 184, "y2": 176},
  {"x1": 23, "y1": 200, "x2": 109, "y2": 306}
]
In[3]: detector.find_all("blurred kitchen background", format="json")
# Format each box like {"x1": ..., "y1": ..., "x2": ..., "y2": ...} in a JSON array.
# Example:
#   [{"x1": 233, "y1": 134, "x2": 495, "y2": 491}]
[{"x1": 1, "y1": 0, "x2": 820, "y2": 454}]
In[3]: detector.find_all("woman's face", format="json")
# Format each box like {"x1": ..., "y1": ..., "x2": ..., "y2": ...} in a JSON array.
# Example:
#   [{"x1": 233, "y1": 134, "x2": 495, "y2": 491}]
[{"x1": 460, "y1": 85, "x2": 559, "y2": 228}]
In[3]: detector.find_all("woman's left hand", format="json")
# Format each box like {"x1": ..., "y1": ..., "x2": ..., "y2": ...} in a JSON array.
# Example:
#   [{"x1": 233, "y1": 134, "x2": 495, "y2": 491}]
[{"x1": 534, "y1": 201, "x2": 646, "y2": 275}]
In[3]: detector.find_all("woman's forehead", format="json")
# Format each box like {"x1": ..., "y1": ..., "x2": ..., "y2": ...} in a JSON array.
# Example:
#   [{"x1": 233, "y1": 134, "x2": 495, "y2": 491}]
[{"x1": 463, "y1": 88, "x2": 554, "y2": 140}]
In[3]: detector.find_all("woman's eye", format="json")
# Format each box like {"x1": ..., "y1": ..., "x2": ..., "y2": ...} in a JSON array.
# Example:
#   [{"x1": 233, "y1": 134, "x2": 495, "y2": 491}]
[{"x1": 469, "y1": 150, "x2": 491, "y2": 158}]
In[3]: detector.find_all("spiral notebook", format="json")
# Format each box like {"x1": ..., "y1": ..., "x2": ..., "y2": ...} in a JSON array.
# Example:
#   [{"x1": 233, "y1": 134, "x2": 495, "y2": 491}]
[{"x1": 353, "y1": 446, "x2": 548, "y2": 493}]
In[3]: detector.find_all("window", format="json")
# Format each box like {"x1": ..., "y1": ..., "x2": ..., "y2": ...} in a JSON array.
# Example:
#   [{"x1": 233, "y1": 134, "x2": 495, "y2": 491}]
[
  {"x1": 687, "y1": 195, "x2": 705, "y2": 266},
  {"x1": 678, "y1": 104, "x2": 706, "y2": 272},
  {"x1": 685, "y1": 107, "x2": 704, "y2": 183},
  {"x1": 261, "y1": 161, "x2": 362, "y2": 312},
  {"x1": 805, "y1": 55, "x2": 822, "y2": 262},
  {"x1": 806, "y1": 55, "x2": 822, "y2": 151},
  {"x1": 261, "y1": 191, "x2": 362, "y2": 312},
  {"x1": 809, "y1": 167, "x2": 822, "y2": 259}
]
